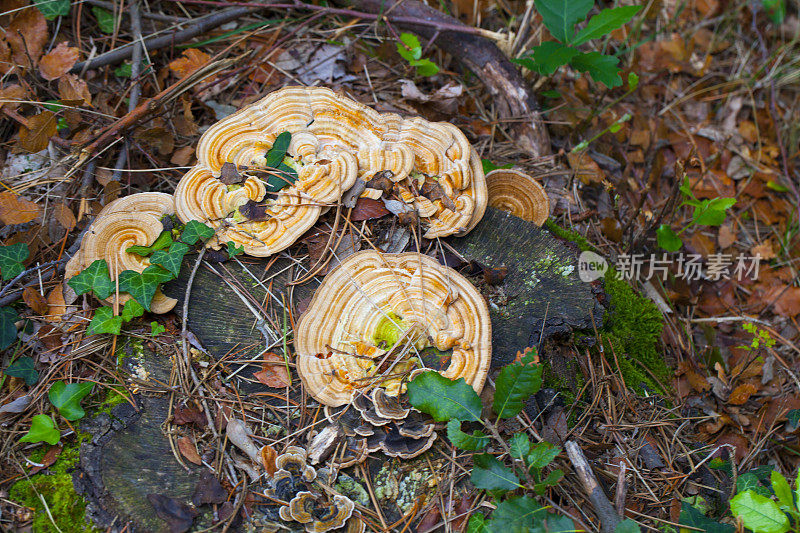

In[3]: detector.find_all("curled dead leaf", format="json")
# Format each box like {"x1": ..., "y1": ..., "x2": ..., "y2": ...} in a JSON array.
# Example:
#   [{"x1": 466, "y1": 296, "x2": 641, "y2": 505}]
[
  {"x1": 39, "y1": 42, "x2": 79, "y2": 81},
  {"x1": 0, "y1": 84, "x2": 26, "y2": 112},
  {"x1": 567, "y1": 152, "x2": 604, "y2": 184},
  {"x1": 1, "y1": 7, "x2": 47, "y2": 72},
  {"x1": 53, "y1": 202, "x2": 76, "y2": 230}
]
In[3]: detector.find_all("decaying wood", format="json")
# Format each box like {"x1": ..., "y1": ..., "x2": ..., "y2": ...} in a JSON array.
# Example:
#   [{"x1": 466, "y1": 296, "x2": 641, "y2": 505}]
[{"x1": 565, "y1": 440, "x2": 622, "y2": 533}]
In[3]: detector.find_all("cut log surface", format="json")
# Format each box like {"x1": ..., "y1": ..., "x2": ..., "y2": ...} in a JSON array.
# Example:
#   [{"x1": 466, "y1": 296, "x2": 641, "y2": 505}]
[{"x1": 75, "y1": 208, "x2": 605, "y2": 531}]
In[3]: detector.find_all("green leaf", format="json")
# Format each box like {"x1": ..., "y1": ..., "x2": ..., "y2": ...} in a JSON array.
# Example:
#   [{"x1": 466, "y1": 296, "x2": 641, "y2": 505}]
[
  {"x1": 730, "y1": 490, "x2": 790, "y2": 533},
  {"x1": 763, "y1": 0, "x2": 786, "y2": 24},
  {"x1": 529, "y1": 512, "x2": 575, "y2": 533},
  {"x1": 180, "y1": 220, "x2": 214, "y2": 245},
  {"x1": 614, "y1": 519, "x2": 641, "y2": 533},
  {"x1": 627, "y1": 72, "x2": 639, "y2": 91},
  {"x1": 19, "y1": 415, "x2": 60, "y2": 445},
  {"x1": 266, "y1": 132, "x2": 292, "y2": 168},
  {"x1": 446, "y1": 419, "x2": 489, "y2": 450},
  {"x1": 571, "y1": 6, "x2": 643, "y2": 46},
  {"x1": 493, "y1": 352, "x2": 542, "y2": 418},
  {"x1": 534, "y1": 469, "x2": 564, "y2": 494},
  {"x1": 92, "y1": 6, "x2": 116, "y2": 33},
  {"x1": 118, "y1": 270, "x2": 159, "y2": 311},
  {"x1": 771, "y1": 470, "x2": 795, "y2": 513},
  {"x1": 33, "y1": 0, "x2": 70, "y2": 19},
  {"x1": 471, "y1": 453, "x2": 521, "y2": 490},
  {"x1": 397, "y1": 33, "x2": 422, "y2": 61},
  {"x1": 524, "y1": 41, "x2": 580, "y2": 76},
  {"x1": 0, "y1": 306, "x2": 18, "y2": 350},
  {"x1": 656, "y1": 224, "x2": 682, "y2": 251},
  {"x1": 88, "y1": 306, "x2": 123, "y2": 335},
  {"x1": 67, "y1": 259, "x2": 115, "y2": 300},
  {"x1": 150, "y1": 321, "x2": 166, "y2": 336},
  {"x1": 466, "y1": 512, "x2": 489, "y2": 533},
  {"x1": 570, "y1": 51, "x2": 622, "y2": 87},
  {"x1": 534, "y1": 0, "x2": 593, "y2": 43},
  {"x1": 679, "y1": 502, "x2": 734, "y2": 533},
  {"x1": 488, "y1": 496, "x2": 545, "y2": 532},
  {"x1": 481, "y1": 159, "x2": 513, "y2": 174},
  {"x1": 789, "y1": 409, "x2": 800, "y2": 429},
  {"x1": 795, "y1": 469, "x2": 800, "y2": 518},
  {"x1": 693, "y1": 198, "x2": 736, "y2": 226},
  {"x1": 227, "y1": 241, "x2": 245, "y2": 259},
  {"x1": 5, "y1": 357, "x2": 38, "y2": 386},
  {"x1": 411, "y1": 58, "x2": 439, "y2": 77},
  {"x1": 528, "y1": 442, "x2": 560, "y2": 469},
  {"x1": 120, "y1": 299, "x2": 144, "y2": 322},
  {"x1": 509, "y1": 433, "x2": 531, "y2": 459},
  {"x1": 48, "y1": 380, "x2": 94, "y2": 421},
  {"x1": 126, "y1": 230, "x2": 174, "y2": 256},
  {"x1": 407, "y1": 371, "x2": 482, "y2": 422},
  {"x1": 150, "y1": 242, "x2": 189, "y2": 277},
  {"x1": 114, "y1": 62, "x2": 132, "y2": 77},
  {"x1": 0, "y1": 243, "x2": 29, "y2": 281},
  {"x1": 142, "y1": 264, "x2": 174, "y2": 284},
  {"x1": 264, "y1": 163, "x2": 299, "y2": 193}
]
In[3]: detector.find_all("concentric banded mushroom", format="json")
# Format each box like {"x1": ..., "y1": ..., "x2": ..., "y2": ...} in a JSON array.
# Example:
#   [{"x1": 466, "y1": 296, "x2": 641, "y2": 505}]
[
  {"x1": 485, "y1": 168, "x2": 550, "y2": 226},
  {"x1": 65, "y1": 192, "x2": 177, "y2": 313},
  {"x1": 295, "y1": 250, "x2": 491, "y2": 407},
  {"x1": 174, "y1": 86, "x2": 487, "y2": 256}
]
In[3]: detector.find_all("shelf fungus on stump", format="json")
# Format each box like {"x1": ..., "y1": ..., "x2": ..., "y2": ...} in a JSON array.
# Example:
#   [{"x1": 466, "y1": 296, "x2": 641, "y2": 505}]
[
  {"x1": 485, "y1": 168, "x2": 550, "y2": 226},
  {"x1": 174, "y1": 86, "x2": 487, "y2": 256},
  {"x1": 295, "y1": 249, "x2": 491, "y2": 408},
  {"x1": 65, "y1": 192, "x2": 177, "y2": 313}
]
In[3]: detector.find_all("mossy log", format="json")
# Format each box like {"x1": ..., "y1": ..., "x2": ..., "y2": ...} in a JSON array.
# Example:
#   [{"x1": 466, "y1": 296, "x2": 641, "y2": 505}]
[{"x1": 74, "y1": 208, "x2": 605, "y2": 531}]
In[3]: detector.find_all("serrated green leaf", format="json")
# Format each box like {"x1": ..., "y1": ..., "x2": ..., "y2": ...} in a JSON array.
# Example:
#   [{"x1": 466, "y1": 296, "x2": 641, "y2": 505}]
[
  {"x1": 67, "y1": 259, "x2": 115, "y2": 300},
  {"x1": 411, "y1": 58, "x2": 439, "y2": 77},
  {"x1": 89, "y1": 306, "x2": 123, "y2": 335},
  {"x1": 407, "y1": 371, "x2": 482, "y2": 422},
  {"x1": 571, "y1": 6, "x2": 643, "y2": 46},
  {"x1": 493, "y1": 353, "x2": 542, "y2": 418},
  {"x1": 180, "y1": 220, "x2": 214, "y2": 245},
  {"x1": 656, "y1": 224, "x2": 682, "y2": 251},
  {"x1": 524, "y1": 41, "x2": 580, "y2": 75},
  {"x1": 730, "y1": 490, "x2": 790, "y2": 533},
  {"x1": 397, "y1": 33, "x2": 422, "y2": 61},
  {"x1": 91, "y1": 6, "x2": 116, "y2": 33},
  {"x1": 150, "y1": 242, "x2": 189, "y2": 277},
  {"x1": 227, "y1": 241, "x2": 245, "y2": 259},
  {"x1": 466, "y1": 512, "x2": 489, "y2": 533},
  {"x1": 487, "y1": 495, "x2": 545, "y2": 532},
  {"x1": 614, "y1": 519, "x2": 641, "y2": 533},
  {"x1": 5, "y1": 357, "x2": 38, "y2": 386},
  {"x1": 121, "y1": 299, "x2": 144, "y2": 322},
  {"x1": 20, "y1": 415, "x2": 60, "y2": 445},
  {"x1": 528, "y1": 442, "x2": 560, "y2": 469},
  {"x1": 771, "y1": 471, "x2": 795, "y2": 513},
  {"x1": 48, "y1": 380, "x2": 94, "y2": 421},
  {"x1": 0, "y1": 243, "x2": 29, "y2": 281},
  {"x1": 118, "y1": 270, "x2": 159, "y2": 311},
  {"x1": 126, "y1": 230, "x2": 174, "y2": 256},
  {"x1": 446, "y1": 419, "x2": 489, "y2": 450},
  {"x1": 0, "y1": 306, "x2": 18, "y2": 350},
  {"x1": 534, "y1": 0, "x2": 593, "y2": 43},
  {"x1": 509, "y1": 433, "x2": 531, "y2": 459},
  {"x1": 150, "y1": 321, "x2": 166, "y2": 336},
  {"x1": 570, "y1": 51, "x2": 622, "y2": 87},
  {"x1": 34, "y1": 0, "x2": 70, "y2": 19},
  {"x1": 471, "y1": 454, "x2": 521, "y2": 490}
]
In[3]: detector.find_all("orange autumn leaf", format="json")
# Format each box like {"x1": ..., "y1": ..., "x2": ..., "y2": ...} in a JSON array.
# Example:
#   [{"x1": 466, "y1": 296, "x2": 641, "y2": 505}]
[
  {"x1": 253, "y1": 352, "x2": 290, "y2": 388},
  {"x1": 52, "y1": 202, "x2": 76, "y2": 230},
  {"x1": 261, "y1": 445, "x2": 277, "y2": 475},
  {"x1": 0, "y1": 84, "x2": 26, "y2": 112},
  {"x1": 46, "y1": 283, "x2": 66, "y2": 321},
  {"x1": 0, "y1": 190, "x2": 41, "y2": 224},
  {"x1": 17, "y1": 110, "x2": 57, "y2": 153},
  {"x1": 169, "y1": 49, "x2": 210, "y2": 78},
  {"x1": 23, "y1": 287, "x2": 48, "y2": 315},
  {"x1": 728, "y1": 383, "x2": 758, "y2": 405},
  {"x1": 769, "y1": 286, "x2": 800, "y2": 318},
  {"x1": 1, "y1": 7, "x2": 47, "y2": 72},
  {"x1": 567, "y1": 152, "x2": 604, "y2": 184},
  {"x1": 39, "y1": 42, "x2": 79, "y2": 81},
  {"x1": 177, "y1": 436, "x2": 203, "y2": 465}
]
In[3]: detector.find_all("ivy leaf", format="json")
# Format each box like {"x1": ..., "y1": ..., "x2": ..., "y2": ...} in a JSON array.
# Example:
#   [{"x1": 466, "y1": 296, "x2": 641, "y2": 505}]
[
  {"x1": 509, "y1": 433, "x2": 531, "y2": 459},
  {"x1": 466, "y1": 513, "x2": 489, "y2": 533},
  {"x1": 692, "y1": 198, "x2": 736, "y2": 226},
  {"x1": 119, "y1": 270, "x2": 162, "y2": 311},
  {"x1": 0, "y1": 243, "x2": 29, "y2": 281},
  {"x1": 528, "y1": 442, "x2": 561, "y2": 469},
  {"x1": 265, "y1": 132, "x2": 292, "y2": 168},
  {"x1": 227, "y1": 241, "x2": 245, "y2": 259},
  {"x1": 92, "y1": 6, "x2": 116, "y2": 33},
  {"x1": 679, "y1": 502, "x2": 734, "y2": 533},
  {"x1": 534, "y1": 0, "x2": 593, "y2": 43},
  {"x1": 180, "y1": 220, "x2": 214, "y2": 245},
  {"x1": 142, "y1": 264, "x2": 175, "y2": 284},
  {"x1": 488, "y1": 496, "x2": 545, "y2": 532},
  {"x1": 34, "y1": 0, "x2": 70, "y2": 19},
  {"x1": 121, "y1": 299, "x2": 144, "y2": 322},
  {"x1": 516, "y1": 41, "x2": 579, "y2": 76},
  {"x1": 68, "y1": 259, "x2": 115, "y2": 300},
  {"x1": 771, "y1": 471, "x2": 795, "y2": 513},
  {"x1": 0, "y1": 306, "x2": 19, "y2": 350},
  {"x1": 19, "y1": 414, "x2": 60, "y2": 445},
  {"x1": 656, "y1": 224, "x2": 682, "y2": 252},
  {"x1": 48, "y1": 380, "x2": 94, "y2": 421},
  {"x1": 6, "y1": 357, "x2": 38, "y2": 386},
  {"x1": 126, "y1": 230, "x2": 174, "y2": 256},
  {"x1": 572, "y1": 6, "x2": 643, "y2": 46},
  {"x1": 493, "y1": 352, "x2": 542, "y2": 418},
  {"x1": 407, "y1": 371, "x2": 482, "y2": 422},
  {"x1": 150, "y1": 321, "x2": 166, "y2": 336},
  {"x1": 730, "y1": 490, "x2": 790, "y2": 533},
  {"x1": 397, "y1": 33, "x2": 422, "y2": 61},
  {"x1": 446, "y1": 420, "x2": 489, "y2": 450},
  {"x1": 471, "y1": 454, "x2": 521, "y2": 490},
  {"x1": 570, "y1": 51, "x2": 622, "y2": 88},
  {"x1": 150, "y1": 242, "x2": 189, "y2": 277},
  {"x1": 89, "y1": 306, "x2": 123, "y2": 335}
]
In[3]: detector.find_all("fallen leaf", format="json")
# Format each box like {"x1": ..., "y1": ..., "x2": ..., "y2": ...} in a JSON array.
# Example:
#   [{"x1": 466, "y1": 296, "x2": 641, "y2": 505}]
[
  {"x1": 135, "y1": 126, "x2": 174, "y2": 155},
  {"x1": 0, "y1": 190, "x2": 41, "y2": 224},
  {"x1": 29, "y1": 445, "x2": 62, "y2": 475},
  {"x1": 58, "y1": 74, "x2": 92, "y2": 106},
  {"x1": 177, "y1": 436, "x2": 202, "y2": 465},
  {"x1": 0, "y1": 84, "x2": 26, "y2": 112},
  {"x1": 46, "y1": 283, "x2": 66, "y2": 320},
  {"x1": 17, "y1": 110, "x2": 57, "y2": 153},
  {"x1": 192, "y1": 471, "x2": 227, "y2": 506},
  {"x1": 0, "y1": 395, "x2": 31, "y2": 416},
  {"x1": 1, "y1": 7, "x2": 47, "y2": 71},
  {"x1": 253, "y1": 352, "x2": 290, "y2": 388},
  {"x1": 417, "y1": 507, "x2": 441, "y2": 531},
  {"x1": 261, "y1": 445, "x2": 277, "y2": 475},
  {"x1": 567, "y1": 152, "x2": 604, "y2": 184},
  {"x1": 173, "y1": 403, "x2": 206, "y2": 427},
  {"x1": 768, "y1": 286, "x2": 800, "y2": 317},
  {"x1": 351, "y1": 197, "x2": 390, "y2": 221},
  {"x1": 718, "y1": 224, "x2": 736, "y2": 248},
  {"x1": 171, "y1": 146, "x2": 195, "y2": 166},
  {"x1": 169, "y1": 49, "x2": 210, "y2": 78},
  {"x1": 39, "y1": 42, "x2": 79, "y2": 80},
  {"x1": 23, "y1": 287, "x2": 48, "y2": 315},
  {"x1": 728, "y1": 383, "x2": 758, "y2": 405},
  {"x1": 53, "y1": 202, "x2": 76, "y2": 230},
  {"x1": 750, "y1": 241, "x2": 776, "y2": 260},
  {"x1": 146, "y1": 493, "x2": 196, "y2": 533}
]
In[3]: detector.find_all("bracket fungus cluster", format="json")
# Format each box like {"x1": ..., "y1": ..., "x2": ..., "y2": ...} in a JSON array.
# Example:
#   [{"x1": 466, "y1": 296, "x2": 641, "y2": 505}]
[
  {"x1": 485, "y1": 168, "x2": 550, "y2": 226},
  {"x1": 174, "y1": 86, "x2": 487, "y2": 255},
  {"x1": 295, "y1": 250, "x2": 491, "y2": 407},
  {"x1": 65, "y1": 192, "x2": 178, "y2": 313}
]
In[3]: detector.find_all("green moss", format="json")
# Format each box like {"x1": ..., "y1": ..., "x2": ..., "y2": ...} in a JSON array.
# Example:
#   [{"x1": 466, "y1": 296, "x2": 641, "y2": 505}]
[
  {"x1": 10, "y1": 432, "x2": 99, "y2": 532},
  {"x1": 96, "y1": 386, "x2": 128, "y2": 416}
]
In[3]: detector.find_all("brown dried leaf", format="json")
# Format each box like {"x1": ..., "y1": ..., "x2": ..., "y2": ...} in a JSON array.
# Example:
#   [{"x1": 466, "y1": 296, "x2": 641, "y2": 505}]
[
  {"x1": 169, "y1": 49, "x2": 210, "y2": 78},
  {"x1": 567, "y1": 152, "x2": 604, "y2": 184},
  {"x1": 23, "y1": 287, "x2": 48, "y2": 315},
  {"x1": 39, "y1": 42, "x2": 79, "y2": 80},
  {"x1": 177, "y1": 436, "x2": 202, "y2": 465},
  {"x1": 29, "y1": 445, "x2": 62, "y2": 475},
  {"x1": 53, "y1": 202, "x2": 76, "y2": 230},
  {"x1": 135, "y1": 126, "x2": 174, "y2": 155},
  {"x1": 728, "y1": 383, "x2": 758, "y2": 405},
  {"x1": 46, "y1": 283, "x2": 66, "y2": 321},
  {"x1": 769, "y1": 286, "x2": 800, "y2": 317},
  {"x1": 218, "y1": 162, "x2": 243, "y2": 185},
  {"x1": 750, "y1": 240, "x2": 776, "y2": 260},
  {"x1": 0, "y1": 84, "x2": 26, "y2": 112},
  {"x1": 351, "y1": 197, "x2": 390, "y2": 221},
  {"x1": 17, "y1": 111, "x2": 57, "y2": 153},
  {"x1": 0, "y1": 190, "x2": 41, "y2": 224},
  {"x1": 57, "y1": 73, "x2": 91, "y2": 106},
  {"x1": 171, "y1": 146, "x2": 195, "y2": 166},
  {"x1": 2, "y1": 7, "x2": 47, "y2": 71},
  {"x1": 192, "y1": 471, "x2": 227, "y2": 506},
  {"x1": 253, "y1": 352, "x2": 290, "y2": 388},
  {"x1": 261, "y1": 445, "x2": 277, "y2": 475},
  {"x1": 173, "y1": 403, "x2": 206, "y2": 427},
  {"x1": 146, "y1": 493, "x2": 196, "y2": 533}
]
